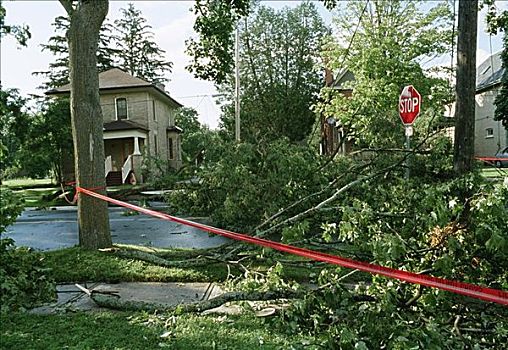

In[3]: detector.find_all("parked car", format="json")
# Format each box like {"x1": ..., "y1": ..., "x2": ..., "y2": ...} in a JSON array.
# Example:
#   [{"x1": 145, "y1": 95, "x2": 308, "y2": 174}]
[{"x1": 495, "y1": 146, "x2": 508, "y2": 167}]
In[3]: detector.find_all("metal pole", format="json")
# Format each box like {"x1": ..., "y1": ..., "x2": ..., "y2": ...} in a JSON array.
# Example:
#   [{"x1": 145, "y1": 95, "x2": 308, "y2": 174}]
[
  {"x1": 405, "y1": 125, "x2": 412, "y2": 179},
  {"x1": 235, "y1": 25, "x2": 241, "y2": 142}
]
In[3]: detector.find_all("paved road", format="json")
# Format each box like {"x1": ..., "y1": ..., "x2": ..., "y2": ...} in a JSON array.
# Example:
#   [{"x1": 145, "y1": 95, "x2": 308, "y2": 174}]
[{"x1": 5, "y1": 206, "x2": 229, "y2": 251}]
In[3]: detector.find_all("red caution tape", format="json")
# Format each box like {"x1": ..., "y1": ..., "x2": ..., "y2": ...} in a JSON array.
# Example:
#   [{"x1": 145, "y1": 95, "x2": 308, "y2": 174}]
[{"x1": 76, "y1": 186, "x2": 508, "y2": 306}]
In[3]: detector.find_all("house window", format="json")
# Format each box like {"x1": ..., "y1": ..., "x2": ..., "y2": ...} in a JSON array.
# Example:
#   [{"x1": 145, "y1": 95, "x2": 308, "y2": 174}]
[
  {"x1": 486, "y1": 128, "x2": 494, "y2": 138},
  {"x1": 168, "y1": 137, "x2": 174, "y2": 160},
  {"x1": 154, "y1": 134, "x2": 158, "y2": 155},
  {"x1": 152, "y1": 100, "x2": 157, "y2": 121},
  {"x1": 116, "y1": 98, "x2": 127, "y2": 120}
]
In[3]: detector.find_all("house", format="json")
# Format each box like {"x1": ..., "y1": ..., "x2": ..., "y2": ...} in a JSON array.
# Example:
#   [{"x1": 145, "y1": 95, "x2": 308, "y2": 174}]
[
  {"x1": 46, "y1": 68, "x2": 183, "y2": 185},
  {"x1": 474, "y1": 52, "x2": 507, "y2": 157},
  {"x1": 320, "y1": 68, "x2": 355, "y2": 156}
]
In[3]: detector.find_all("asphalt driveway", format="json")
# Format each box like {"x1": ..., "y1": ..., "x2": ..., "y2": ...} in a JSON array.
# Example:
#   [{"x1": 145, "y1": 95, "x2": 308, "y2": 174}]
[{"x1": 4, "y1": 206, "x2": 229, "y2": 251}]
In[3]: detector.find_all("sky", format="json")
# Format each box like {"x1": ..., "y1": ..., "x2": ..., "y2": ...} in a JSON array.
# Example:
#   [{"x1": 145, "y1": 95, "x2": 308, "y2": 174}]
[{"x1": 1, "y1": 1, "x2": 505, "y2": 129}]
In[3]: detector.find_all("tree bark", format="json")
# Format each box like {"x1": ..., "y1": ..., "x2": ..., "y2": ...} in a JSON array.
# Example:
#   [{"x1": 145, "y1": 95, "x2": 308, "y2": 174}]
[
  {"x1": 62, "y1": 0, "x2": 111, "y2": 249},
  {"x1": 453, "y1": 0, "x2": 478, "y2": 174}
]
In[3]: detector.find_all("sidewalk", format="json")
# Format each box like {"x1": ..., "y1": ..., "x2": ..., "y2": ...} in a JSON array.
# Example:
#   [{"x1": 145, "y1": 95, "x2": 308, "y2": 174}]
[{"x1": 30, "y1": 282, "x2": 228, "y2": 315}]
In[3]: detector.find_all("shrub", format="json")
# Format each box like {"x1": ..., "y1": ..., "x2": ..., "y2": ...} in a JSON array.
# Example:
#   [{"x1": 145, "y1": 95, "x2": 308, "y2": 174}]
[{"x1": 0, "y1": 188, "x2": 55, "y2": 312}]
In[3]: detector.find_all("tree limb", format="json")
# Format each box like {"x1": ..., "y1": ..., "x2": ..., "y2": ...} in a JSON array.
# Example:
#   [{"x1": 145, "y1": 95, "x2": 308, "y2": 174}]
[
  {"x1": 256, "y1": 167, "x2": 393, "y2": 238},
  {"x1": 108, "y1": 249, "x2": 214, "y2": 268},
  {"x1": 89, "y1": 288, "x2": 302, "y2": 313}
]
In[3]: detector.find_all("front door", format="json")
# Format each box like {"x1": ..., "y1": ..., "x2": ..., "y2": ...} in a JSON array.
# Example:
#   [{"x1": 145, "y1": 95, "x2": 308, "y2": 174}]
[{"x1": 104, "y1": 138, "x2": 134, "y2": 171}]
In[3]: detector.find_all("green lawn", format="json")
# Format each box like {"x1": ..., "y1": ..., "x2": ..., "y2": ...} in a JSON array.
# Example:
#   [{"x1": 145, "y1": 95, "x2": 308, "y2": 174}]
[
  {"x1": 1, "y1": 312, "x2": 311, "y2": 350},
  {"x1": 2, "y1": 245, "x2": 324, "y2": 349},
  {"x1": 42, "y1": 245, "x2": 326, "y2": 284},
  {"x1": 2, "y1": 178, "x2": 55, "y2": 188}
]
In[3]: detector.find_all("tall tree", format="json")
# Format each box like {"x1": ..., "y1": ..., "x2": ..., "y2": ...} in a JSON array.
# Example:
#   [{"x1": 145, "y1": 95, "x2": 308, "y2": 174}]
[
  {"x1": 219, "y1": 2, "x2": 328, "y2": 144},
  {"x1": 34, "y1": 16, "x2": 117, "y2": 89},
  {"x1": 0, "y1": 89, "x2": 30, "y2": 181},
  {"x1": 114, "y1": 3, "x2": 172, "y2": 84},
  {"x1": 319, "y1": 0, "x2": 453, "y2": 149},
  {"x1": 18, "y1": 98, "x2": 73, "y2": 183},
  {"x1": 59, "y1": 0, "x2": 111, "y2": 250},
  {"x1": 453, "y1": 0, "x2": 478, "y2": 174}
]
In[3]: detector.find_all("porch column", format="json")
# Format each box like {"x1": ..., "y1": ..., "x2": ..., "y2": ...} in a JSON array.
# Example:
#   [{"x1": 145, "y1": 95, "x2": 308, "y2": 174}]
[{"x1": 133, "y1": 137, "x2": 141, "y2": 155}]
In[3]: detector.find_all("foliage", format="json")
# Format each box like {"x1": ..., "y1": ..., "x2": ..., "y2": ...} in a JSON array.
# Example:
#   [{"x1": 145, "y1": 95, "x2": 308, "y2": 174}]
[
  {"x1": 17, "y1": 98, "x2": 73, "y2": 182},
  {"x1": 0, "y1": 188, "x2": 24, "y2": 234},
  {"x1": 218, "y1": 2, "x2": 328, "y2": 144},
  {"x1": 114, "y1": 3, "x2": 172, "y2": 84},
  {"x1": 0, "y1": 240, "x2": 56, "y2": 313},
  {"x1": 0, "y1": 88, "x2": 31, "y2": 181},
  {"x1": 34, "y1": 16, "x2": 117, "y2": 89},
  {"x1": 186, "y1": 0, "x2": 250, "y2": 84},
  {"x1": 174, "y1": 107, "x2": 220, "y2": 167},
  {"x1": 281, "y1": 270, "x2": 507, "y2": 349},
  {"x1": 318, "y1": 0, "x2": 453, "y2": 149},
  {"x1": 0, "y1": 2, "x2": 30, "y2": 47},
  {"x1": 272, "y1": 170, "x2": 508, "y2": 348},
  {"x1": 169, "y1": 138, "x2": 330, "y2": 232},
  {"x1": 0, "y1": 188, "x2": 55, "y2": 312}
]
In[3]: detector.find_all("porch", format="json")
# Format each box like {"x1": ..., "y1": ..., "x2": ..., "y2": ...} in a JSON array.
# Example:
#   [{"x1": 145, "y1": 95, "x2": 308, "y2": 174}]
[{"x1": 104, "y1": 128, "x2": 147, "y2": 186}]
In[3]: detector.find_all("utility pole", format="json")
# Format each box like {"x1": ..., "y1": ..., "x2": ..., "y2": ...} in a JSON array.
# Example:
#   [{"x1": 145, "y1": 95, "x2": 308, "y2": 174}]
[
  {"x1": 453, "y1": 0, "x2": 478, "y2": 174},
  {"x1": 235, "y1": 25, "x2": 241, "y2": 142}
]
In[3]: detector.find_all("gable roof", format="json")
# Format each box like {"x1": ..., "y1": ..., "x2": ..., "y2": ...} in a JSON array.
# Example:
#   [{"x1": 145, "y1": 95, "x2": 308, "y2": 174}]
[
  {"x1": 476, "y1": 51, "x2": 505, "y2": 93},
  {"x1": 46, "y1": 68, "x2": 182, "y2": 107}
]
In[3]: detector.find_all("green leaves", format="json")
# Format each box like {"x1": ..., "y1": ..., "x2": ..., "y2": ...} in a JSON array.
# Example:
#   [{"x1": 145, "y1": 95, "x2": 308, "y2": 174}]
[
  {"x1": 319, "y1": 0, "x2": 453, "y2": 149},
  {"x1": 114, "y1": 3, "x2": 172, "y2": 84},
  {"x1": 216, "y1": 2, "x2": 327, "y2": 143}
]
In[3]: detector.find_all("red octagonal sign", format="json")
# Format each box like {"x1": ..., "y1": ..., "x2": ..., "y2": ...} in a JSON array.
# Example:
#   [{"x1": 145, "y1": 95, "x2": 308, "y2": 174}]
[{"x1": 399, "y1": 85, "x2": 421, "y2": 125}]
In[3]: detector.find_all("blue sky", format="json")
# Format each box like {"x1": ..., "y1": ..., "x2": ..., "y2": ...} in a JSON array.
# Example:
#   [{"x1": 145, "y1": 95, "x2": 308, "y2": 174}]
[{"x1": 1, "y1": 1, "x2": 505, "y2": 129}]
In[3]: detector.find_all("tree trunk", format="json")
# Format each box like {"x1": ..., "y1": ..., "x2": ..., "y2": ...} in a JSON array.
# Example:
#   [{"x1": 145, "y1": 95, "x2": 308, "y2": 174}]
[
  {"x1": 62, "y1": 0, "x2": 111, "y2": 249},
  {"x1": 453, "y1": 0, "x2": 478, "y2": 174}
]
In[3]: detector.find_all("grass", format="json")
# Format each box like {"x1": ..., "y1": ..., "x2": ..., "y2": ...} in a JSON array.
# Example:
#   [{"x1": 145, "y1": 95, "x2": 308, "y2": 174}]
[
  {"x1": 2, "y1": 178, "x2": 54, "y2": 189},
  {"x1": 42, "y1": 246, "x2": 229, "y2": 283},
  {"x1": 4, "y1": 244, "x2": 321, "y2": 349},
  {"x1": 0, "y1": 312, "x2": 311, "y2": 350},
  {"x1": 480, "y1": 166, "x2": 508, "y2": 179},
  {"x1": 41, "y1": 245, "x2": 327, "y2": 284}
]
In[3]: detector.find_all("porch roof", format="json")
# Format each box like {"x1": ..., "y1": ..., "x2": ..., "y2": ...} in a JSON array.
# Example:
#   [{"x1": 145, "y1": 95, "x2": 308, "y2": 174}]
[{"x1": 103, "y1": 120, "x2": 148, "y2": 132}]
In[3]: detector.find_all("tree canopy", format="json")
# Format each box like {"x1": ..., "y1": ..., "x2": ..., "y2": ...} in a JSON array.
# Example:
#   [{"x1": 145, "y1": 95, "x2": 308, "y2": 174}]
[
  {"x1": 219, "y1": 2, "x2": 328, "y2": 144},
  {"x1": 114, "y1": 3, "x2": 172, "y2": 84},
  {"x1": 318, "y1": 0, "x2": 453, "y2": 149}
]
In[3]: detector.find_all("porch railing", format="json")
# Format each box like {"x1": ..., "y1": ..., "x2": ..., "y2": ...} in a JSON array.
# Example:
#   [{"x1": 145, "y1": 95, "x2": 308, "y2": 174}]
[
  {"x1": 122, "y1": 155, "x2": 133, "y2": 184},
  {"x1": 105, "y1": 155, "x2": 112, "y2": 177}
]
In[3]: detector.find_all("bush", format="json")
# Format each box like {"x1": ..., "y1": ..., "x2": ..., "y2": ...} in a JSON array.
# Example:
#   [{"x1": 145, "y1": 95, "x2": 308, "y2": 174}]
[
  {"x1": 0, "y1": 188, "x2": 55, "y2": 312},
  {"x1": 167, "y1": 138, "x2": 337, "y2": 232}
]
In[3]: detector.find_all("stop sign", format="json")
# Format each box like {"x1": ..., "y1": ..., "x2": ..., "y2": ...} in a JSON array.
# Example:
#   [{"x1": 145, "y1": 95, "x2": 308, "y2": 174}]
[{"x1": 399, "y1": 85, "x2": 421, "y2": 125}]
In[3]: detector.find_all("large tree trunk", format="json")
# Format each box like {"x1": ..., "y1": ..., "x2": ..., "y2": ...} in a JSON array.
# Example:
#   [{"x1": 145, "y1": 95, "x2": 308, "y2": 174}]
[
  {"x1": 453, "y1": 0, "x2": 478, "y2": 174},
  {"x1": 62, "y1": 0, "x2": 111, "y2": 249}
]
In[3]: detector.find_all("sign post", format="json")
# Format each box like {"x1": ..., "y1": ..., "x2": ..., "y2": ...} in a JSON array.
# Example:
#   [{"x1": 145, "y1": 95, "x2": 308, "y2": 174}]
[{"x1": 399, "y1": 85, "x2": 421, "y2": 179}]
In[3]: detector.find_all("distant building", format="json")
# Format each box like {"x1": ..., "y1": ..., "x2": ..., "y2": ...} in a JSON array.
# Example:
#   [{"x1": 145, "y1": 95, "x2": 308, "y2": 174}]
[
  {"x1": 47, "y1": 68, "x2": 183, "y2": 185},
  {"x1": 474, "y1": 52, "x2": 507, "y2": 157},
  {"x1": 320, "y1": 68, "x2": 355, "y2": 156}
]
